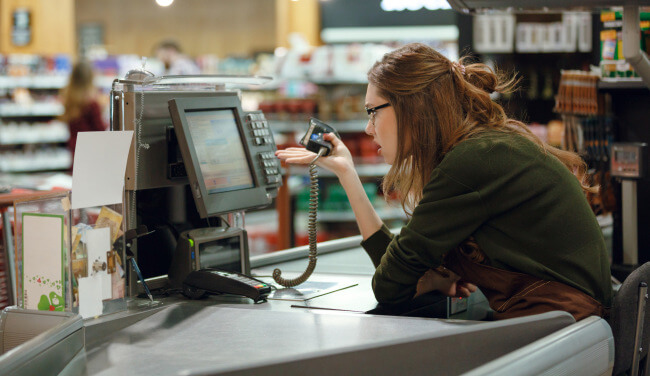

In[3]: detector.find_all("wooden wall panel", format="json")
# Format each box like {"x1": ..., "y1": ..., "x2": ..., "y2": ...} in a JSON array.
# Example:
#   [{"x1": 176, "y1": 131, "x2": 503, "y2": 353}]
[
  {"x1": 275, "y1": 0, "x2": 320, "y2": 48},
  {"x1": 0, "y1": 0, "x2": 76, "y2": 55},
  {"x1": 75, "y1": 0, "x2": 277, "y2": 58}
]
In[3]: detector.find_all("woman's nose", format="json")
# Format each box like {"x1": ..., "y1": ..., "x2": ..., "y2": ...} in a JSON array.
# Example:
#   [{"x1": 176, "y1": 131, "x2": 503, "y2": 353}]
[{"x1": 364, "y1": 119, "x2": 374, "y2": 136}]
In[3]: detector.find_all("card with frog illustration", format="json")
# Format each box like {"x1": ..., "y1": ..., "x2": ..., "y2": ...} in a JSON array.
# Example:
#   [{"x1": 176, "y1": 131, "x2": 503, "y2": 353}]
[{"x1": 22, "y1": 213, "x2": 65, "y2": 311}]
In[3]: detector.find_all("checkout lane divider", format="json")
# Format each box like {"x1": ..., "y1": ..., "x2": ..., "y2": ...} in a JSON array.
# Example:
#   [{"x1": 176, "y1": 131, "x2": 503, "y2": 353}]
[{"x1": 250, "y1": 227, "x2": 400, "y2": 269}]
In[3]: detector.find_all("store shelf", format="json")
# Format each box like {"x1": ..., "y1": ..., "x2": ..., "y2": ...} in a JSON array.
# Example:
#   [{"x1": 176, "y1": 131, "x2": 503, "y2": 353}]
[
  {"x1": 289, "y1": 162, "x2": 387, "y2": 178},
  {"x1": 0, "y1": 122, "x2": 69, "y2": 145},
  {"x1": 0, "y1": 71, "x2": 72, "y2": 174},
  {"x1": 0, "y1": 103, "x2": 64, "y2": 117},
  {"x1": 0, "y1": 148, "x2": 71, "y2": 173},
  {"x1": 0, "y1": 74, "x2": 116, "y2": 91},
  {"x1": 598, "y1": 78, "x2": 649, "y2": 91},
  {"x1": 310, "y1": 78, "x2": 368, "y2": 85},
  {"x1": 0, "y1": 75, "x2": 68, "y2": 89},
  {"x1": 242, "y1": 78, "x2": 368, "y2": 92},
  {"x1": 270, "y1": 120, "x2": 368, "y2": 133},
  {"x1": 0, "y1": 137, "x2": 68, "y2": 145},
  {"x1": 0, "y1": 163, "x2": 71, "y2": 173},
  {"x1": 449, "y1": 0, "x2": 647, "y2": 13},
  {"x1": 97, "y1": 76, "x2": 118, "y2": 90},
  {"x1": 297, "y1": 207, "x2": 406, "y2": 223},
  {"x1": 0, "y1": 172, "x2": 72, "y2": 191}
]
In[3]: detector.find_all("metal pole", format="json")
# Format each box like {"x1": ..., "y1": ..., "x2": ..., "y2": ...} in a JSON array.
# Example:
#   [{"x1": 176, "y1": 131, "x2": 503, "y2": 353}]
[
  {"x1": 622, "y1": 180, "x2": 639, "y2": 265},
  {"x1": 2, "y1": 209, "x2": 16, "y2": 306}
]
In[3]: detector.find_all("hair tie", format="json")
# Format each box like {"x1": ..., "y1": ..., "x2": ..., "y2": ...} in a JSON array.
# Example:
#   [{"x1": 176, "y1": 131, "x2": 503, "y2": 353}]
[{"x1": 453, "y1": 62, "x2": 466, "y2": 76}]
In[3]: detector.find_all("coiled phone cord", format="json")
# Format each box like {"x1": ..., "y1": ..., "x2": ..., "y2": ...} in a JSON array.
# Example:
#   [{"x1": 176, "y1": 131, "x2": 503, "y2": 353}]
[{"x1": 272, "y1": 147, "x2": 327, "y2": 287}]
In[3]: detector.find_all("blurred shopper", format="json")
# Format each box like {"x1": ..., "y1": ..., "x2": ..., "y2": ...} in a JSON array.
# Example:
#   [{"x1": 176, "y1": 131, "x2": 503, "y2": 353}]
[
  {"x1": 276, "y1": 43, "x2": 612, "y2": 321},
  {"x1": 155, "y1": 40, "x2": 200, "y2": 75},
  {"x1": 60, "y1": 60, "x2": 107, "y2": 169}
]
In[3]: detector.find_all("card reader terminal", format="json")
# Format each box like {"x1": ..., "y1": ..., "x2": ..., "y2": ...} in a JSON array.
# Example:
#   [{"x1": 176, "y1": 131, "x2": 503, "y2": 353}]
[
  {"x1": 299, "y1": 118, "x2": 340, "y2": 156},
  {"x1": 169, "y1": 226, "x2": 251, "y2": 289},
  {"x1": 183, "y1": 269, "x2": 272, "y2": 303}
]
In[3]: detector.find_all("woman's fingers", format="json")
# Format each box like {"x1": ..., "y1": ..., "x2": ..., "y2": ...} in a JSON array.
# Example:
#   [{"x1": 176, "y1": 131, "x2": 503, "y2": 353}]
[
  {"x1": 456, "y1": 286, "x2": 471, "y2": 298},
  {"x1": 415, "y1": 267, "x2": 478, "y2": 299},
  {"x1": 462, "y1": 282, "x2": 477, "y2": 293},
  {"x1": 276, "y1": 149, "x2": 312, "y2": 157},
  {"x1": 275, "y1": 148, "x2": 330, "y2": 166},
  {"x1": 276, "y1": 149, "x2": 316, "y2": 163},
  {"x1": 276, "y1": 152, "x2": 313, "y2": 160},
  {"x1": 455, "y1": 282, "x2": 477, "y2": 298},
  {"x1": 323, "y1": 132, "x2": 341, "y2": 144},
  {"x1": 285, "y1": 156, "x2": 318, "y2": 164},
  {"x1": 279, "y1": 147, "x2": 312, "y2": 153}
]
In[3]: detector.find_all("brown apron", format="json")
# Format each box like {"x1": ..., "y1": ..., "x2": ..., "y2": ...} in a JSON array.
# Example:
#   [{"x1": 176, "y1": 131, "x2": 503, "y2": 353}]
[{"x1": 442, "y1": 246, "x2": 607, "y2": 321}]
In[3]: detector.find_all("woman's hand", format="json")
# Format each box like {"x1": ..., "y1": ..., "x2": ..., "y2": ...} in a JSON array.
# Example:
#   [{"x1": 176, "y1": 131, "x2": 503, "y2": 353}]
[
  {"x1": 275, "y1": 133, "x2": 354, "y2": 177},
  {"x1": 414, "y1": 267, "x2": 477, "y2": 299},
  {"x1": 278, "y1": 133, "x2": 384, "y2": 240}
]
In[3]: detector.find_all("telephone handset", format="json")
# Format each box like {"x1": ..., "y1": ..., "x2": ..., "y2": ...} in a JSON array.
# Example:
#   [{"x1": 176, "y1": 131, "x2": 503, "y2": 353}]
[{"x1": 272, "y1": 118, "x2": 339, "y2": 287}]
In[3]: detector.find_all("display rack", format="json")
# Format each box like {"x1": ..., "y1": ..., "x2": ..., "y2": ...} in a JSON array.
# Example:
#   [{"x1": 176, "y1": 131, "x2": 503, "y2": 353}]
[
  {"x1": 0, "y1": 52, "x2": 117, "y2": 174},
  {"x1": 0, "y1": 75, "x2": 70, "y2": 173}
]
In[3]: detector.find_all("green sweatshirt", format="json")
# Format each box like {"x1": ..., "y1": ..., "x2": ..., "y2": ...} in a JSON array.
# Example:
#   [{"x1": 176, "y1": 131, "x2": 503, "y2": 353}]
[{"x1": 361, "y1": 131, "x2": 613, "y2": 307}]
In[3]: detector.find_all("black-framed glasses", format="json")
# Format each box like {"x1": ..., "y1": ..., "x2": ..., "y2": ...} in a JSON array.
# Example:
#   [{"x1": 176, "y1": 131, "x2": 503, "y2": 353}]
[
  {"x1": 365, "y1": 102, "x2": 391, "y2": 125},
  {"x1": 365, "y1": 102, "x2": 391, "y2": 115}
]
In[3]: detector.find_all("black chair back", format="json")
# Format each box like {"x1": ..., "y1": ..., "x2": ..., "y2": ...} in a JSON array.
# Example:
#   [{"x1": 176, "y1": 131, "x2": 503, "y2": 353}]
[{"x1": 610, "y1": 262, "x2": 650, "y2": 376}]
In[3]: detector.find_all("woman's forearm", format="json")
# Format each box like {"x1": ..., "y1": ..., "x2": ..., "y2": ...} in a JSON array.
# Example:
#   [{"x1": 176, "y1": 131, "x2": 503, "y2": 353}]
[{"x1": 337, "y1": 168, "x2": 384, "y2": 240}]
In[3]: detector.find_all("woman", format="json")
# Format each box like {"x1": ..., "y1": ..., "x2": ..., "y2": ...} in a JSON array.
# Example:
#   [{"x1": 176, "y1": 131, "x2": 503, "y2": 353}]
[
  {"x1": 60, "y1": 60, "x2": 107, "y2": 168},
  {"x1": 276, "y1": 43, "x2": 612, "y2": 321}
]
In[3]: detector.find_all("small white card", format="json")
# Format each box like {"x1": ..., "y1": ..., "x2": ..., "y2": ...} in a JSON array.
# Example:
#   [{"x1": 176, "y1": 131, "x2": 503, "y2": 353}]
[
  {"x1": 72, "y1": 131, "x2": 133, "y2": 209},
  {"x1": 84, "y1": 227, "x2": 112, "y2": 300},
  {"x1": 78, "y1": 277, "x2": 103, "y2": 318},
  {"x1": 22, "y1": 213, "x2": 65, "y2": 311}
]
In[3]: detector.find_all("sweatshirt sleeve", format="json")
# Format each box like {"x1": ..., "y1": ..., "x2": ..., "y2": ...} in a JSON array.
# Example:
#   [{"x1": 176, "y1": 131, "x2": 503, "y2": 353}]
[
  {"x1": 371, "y1": 168, "x2": 489, "y2": 305},
  {"x1": 360, "y1": 224, "x2": 394, "y2": 267}
]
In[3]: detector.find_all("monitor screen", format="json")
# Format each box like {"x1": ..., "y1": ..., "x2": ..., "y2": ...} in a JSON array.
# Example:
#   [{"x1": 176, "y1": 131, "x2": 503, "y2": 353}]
[
  {"x1": 184, "y1": 109, "x2": 254, "y2": 194},
  {"x1": 169, "y1": 94, "x2": 276, "y2": 219},
  {"x1": 198, "y1": 236, "x2": 243, "y2": 271}
]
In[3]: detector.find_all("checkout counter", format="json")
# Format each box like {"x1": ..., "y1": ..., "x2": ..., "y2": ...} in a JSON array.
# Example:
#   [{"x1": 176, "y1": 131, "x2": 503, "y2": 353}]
[
  {"x1": 0, "y1": 76, "x2": 615, "y2": 375},
  {"x1": 0, "y1": 237, "x2": 614, "y2": 376}
]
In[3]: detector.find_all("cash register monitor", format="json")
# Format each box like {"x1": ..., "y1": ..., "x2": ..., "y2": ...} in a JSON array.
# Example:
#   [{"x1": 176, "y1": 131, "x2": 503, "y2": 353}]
[{"x1": 168, "y1": 96, "x2": 274, "y2": 218}]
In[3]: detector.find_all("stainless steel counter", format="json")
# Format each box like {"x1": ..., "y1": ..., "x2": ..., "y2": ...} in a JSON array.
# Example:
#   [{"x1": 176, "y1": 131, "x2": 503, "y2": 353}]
[
  {"x1": 80, "y1": 303, "x2": 575, "y2": 376},
  {"x1": 0, "y1": 236, "x2": 615, "y2": 375}
]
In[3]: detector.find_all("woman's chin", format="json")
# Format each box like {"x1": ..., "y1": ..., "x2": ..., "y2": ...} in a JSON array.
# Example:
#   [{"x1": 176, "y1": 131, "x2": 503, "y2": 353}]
[{"x1": 378, "y1": 148, "x2": 392, "y2": 164}]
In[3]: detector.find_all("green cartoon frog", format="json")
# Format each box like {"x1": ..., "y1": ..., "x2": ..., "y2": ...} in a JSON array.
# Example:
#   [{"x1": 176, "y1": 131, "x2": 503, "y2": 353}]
[{"x1": 37, "y1": 291, "x2": 64, "y2": 311}]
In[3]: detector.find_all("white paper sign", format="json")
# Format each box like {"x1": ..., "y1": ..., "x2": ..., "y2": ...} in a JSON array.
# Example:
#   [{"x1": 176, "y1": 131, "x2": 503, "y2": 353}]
[
  {"x1": 71, "y1": 131, "x2": 133, "y2": 209},
  {"x1": 22, "y1": 214, "x2": 65, "y2": 311}
]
